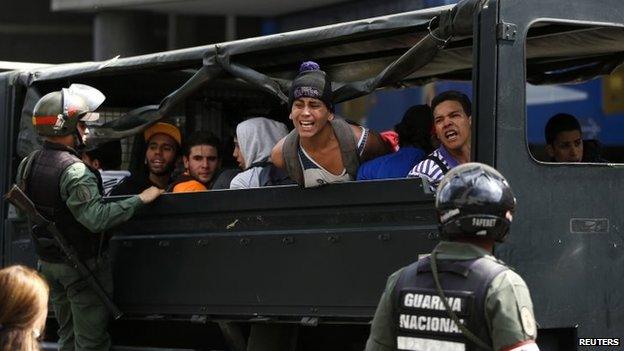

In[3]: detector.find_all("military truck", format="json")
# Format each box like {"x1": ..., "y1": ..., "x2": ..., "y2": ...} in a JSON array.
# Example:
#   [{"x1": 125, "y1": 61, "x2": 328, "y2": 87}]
[{"x1": 1, "y1": 0, "x2": 623, "y2": 349}]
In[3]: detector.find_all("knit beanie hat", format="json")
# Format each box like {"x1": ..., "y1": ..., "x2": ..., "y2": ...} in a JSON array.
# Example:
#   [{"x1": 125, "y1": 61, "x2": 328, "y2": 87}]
[{"x1": 289, "y1": 61, "x2": 334, "y2": 112}]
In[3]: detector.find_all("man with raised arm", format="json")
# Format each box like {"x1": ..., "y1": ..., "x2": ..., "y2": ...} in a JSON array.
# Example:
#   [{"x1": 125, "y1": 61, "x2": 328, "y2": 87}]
[{"x1": 271, "y1": 61, "x2": 390, "y2": 188}]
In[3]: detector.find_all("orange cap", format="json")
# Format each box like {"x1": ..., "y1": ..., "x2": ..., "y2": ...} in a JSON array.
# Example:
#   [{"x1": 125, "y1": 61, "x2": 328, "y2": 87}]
[
  {"x1": 144, "y1": 122, "x2": 181, "y2": 146},
  {"x1": 172, "y1": 179, "x2": 207, "y2": 193}
]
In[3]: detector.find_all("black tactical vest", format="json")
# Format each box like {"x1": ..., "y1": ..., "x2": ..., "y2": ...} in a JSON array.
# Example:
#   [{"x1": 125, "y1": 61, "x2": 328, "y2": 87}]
[
  {"x1": 25, "y1": 142, "x2": 104, "y2": 263},
  {"x1": 392, "y1": 255, "x2": 508, "y2": 351}
]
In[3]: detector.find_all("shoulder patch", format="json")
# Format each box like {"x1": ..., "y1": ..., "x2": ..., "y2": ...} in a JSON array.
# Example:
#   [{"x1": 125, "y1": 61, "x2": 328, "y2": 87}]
[
  {"x1": 75, "y1": 184, "x2": 93, "y2": 203},
  {"x1": 520, "y1": 306, "x2": 536, "y2": 337}
]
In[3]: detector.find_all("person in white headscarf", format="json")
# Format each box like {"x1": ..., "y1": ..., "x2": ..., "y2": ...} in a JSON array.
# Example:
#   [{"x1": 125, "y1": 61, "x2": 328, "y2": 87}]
[{"x1": 230, "y1": 117, "x2": 292, "y2": 189}]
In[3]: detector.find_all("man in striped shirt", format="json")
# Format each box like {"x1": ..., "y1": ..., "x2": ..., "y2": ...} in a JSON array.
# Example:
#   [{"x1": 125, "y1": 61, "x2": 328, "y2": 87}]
[{"x1": 408, "y1": 91, "x2": 472, "y2": 190}]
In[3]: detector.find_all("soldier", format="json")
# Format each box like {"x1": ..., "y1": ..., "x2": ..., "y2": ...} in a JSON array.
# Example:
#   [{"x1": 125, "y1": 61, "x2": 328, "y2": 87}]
[
  {"x1": 16, "y1": 84, "x2": 162, "y2": 351},
  {"x1": 365, "y1": 163, "x2": 539, "y2": 351}
]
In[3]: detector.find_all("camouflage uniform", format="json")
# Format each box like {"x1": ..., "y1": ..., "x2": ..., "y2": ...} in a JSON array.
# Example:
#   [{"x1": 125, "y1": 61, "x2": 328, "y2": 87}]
[{"x1": 18, "y1": 154, "x2": 144, "y2": 351}]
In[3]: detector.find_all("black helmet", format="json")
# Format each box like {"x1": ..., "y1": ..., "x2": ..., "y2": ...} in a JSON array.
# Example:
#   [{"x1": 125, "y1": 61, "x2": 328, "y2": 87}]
[{"x1": 435, "y1": 162, "x2": 516, "y2": 242}]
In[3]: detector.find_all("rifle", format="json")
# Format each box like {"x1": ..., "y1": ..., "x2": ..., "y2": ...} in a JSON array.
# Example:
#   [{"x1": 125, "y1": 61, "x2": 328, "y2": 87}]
[{"x1": 4, "y1": 184, "x2": 123, "y2": 320}]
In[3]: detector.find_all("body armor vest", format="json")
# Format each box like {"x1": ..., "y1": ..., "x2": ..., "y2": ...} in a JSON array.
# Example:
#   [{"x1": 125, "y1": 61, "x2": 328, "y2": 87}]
[
  {"x1": 26, "y1": 142, "x2": 103, "y2": 262},
  {"x1": 392, "y1": 255, "x2": 508, "y2": 351}
]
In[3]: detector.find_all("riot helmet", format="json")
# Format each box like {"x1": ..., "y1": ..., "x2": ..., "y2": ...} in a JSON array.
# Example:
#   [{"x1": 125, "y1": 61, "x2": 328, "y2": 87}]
[
  {"x1": 32, "y1": 84, "x2": 105, "y2": 137},
  {"x1": 435, "y1": 162, "x2": 516, "y2": 242}
]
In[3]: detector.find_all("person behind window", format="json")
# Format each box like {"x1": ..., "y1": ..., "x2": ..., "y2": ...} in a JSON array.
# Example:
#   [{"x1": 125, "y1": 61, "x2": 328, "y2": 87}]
[
  {"x1": 408, "y1": 90, "x2": 472, "y2": 190},
  {"x1": 272, "y1": 61, "x2": 390, "y2": 187},
  {"x1": 544, "y1": 113, "x2": 584, "y2": 163},
  {"x1": 0, "y1": 265, "x2": 49, "y2": 351},
  {"x1": 110, "y1": 122, "x2": 181, "y2": 195},
  {"x1": 230, "y1": 117, "x2": 292, "y2": 189},
  {"x1": 82, "y1": 140, "x2": 130, "y2": 196},
  {"x1": 171, "y1": 131, "x2": 238, "y2": 192},
  {"x1": 357, "y1": 105, "x2": 434, "y2": 180}
]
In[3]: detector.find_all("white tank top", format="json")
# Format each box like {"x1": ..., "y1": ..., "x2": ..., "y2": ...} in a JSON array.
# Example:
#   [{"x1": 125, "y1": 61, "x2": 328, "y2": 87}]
[{"x1": 298, "y1": 126, "x2": 368, "y2": 187}]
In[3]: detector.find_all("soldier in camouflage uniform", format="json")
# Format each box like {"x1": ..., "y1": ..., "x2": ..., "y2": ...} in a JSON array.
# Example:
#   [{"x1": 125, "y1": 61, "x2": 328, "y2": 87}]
[
  {"x1": 365, "y1": 163, "x2": 539, "y2": 351},
  {"x1": 16, "y1": 84, "x2": 163, "y2": 351}
]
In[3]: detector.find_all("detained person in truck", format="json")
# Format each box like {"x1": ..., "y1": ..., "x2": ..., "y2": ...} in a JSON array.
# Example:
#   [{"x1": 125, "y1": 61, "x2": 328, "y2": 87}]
[
  {"x1": 110, "y1": 122, "x2": 181, "y2": 195},
  {"x1": 544, "y1": 113, "x2": 584, "y2": 163},
  {"x1": 17, "y1": 85, "x2": 163, "y2": 351},
  {"x1": 271, "y1": 61, "x2": 391, "y2": 187},
  {"x1": 408, "y1": 90, "x2": 472, "y2": 190},
  {"x1": 230, "y1": 117, "x2": 293, "y2": 188},
  {"x1": 366, "y1": 163, "x2": 539, "y2": 351},
  {"x1": 357, "y1": 104, "x2": 434, "y2": 180},
  {"x1": 170, "y1": 131, "x2": 237, "y2": 192},
  {"x1": 82, "y1": 140, "x2": 130, "y2": 196}
]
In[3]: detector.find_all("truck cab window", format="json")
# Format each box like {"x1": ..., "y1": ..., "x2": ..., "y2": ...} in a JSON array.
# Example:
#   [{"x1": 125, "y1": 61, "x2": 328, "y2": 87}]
[{"x1": 526, "y1": 23, "x2": 624, "y2": 164}]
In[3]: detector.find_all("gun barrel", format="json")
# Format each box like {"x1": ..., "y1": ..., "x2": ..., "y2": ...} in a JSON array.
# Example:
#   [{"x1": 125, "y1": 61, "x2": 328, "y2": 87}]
[{"x1": 5, "y1": 183, "x2": 123, "y2": 319}]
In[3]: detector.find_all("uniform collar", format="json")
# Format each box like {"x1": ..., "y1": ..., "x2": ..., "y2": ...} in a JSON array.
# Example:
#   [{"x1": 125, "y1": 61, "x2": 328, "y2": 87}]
[
  {"x1": 437, "y1": 145, "x2": 460, "y2": 168},
  {"x1": 432, "y1": 241, "x2": 494, "y2": 260},
  {"x1": 43, "y1": 141, "x2": 79, "y2": 157}
]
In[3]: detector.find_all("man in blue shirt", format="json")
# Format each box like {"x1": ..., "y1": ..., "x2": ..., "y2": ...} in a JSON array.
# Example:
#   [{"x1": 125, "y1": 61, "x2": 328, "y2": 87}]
[{"x1": 357, "y1": 105, "x2": 434, "y2": 180}]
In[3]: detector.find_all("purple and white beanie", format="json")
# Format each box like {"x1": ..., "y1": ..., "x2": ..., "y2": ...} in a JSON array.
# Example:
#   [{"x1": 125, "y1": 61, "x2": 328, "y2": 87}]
[{"x1": 289, "y1": 61, "x2": 334, "y2": 111}]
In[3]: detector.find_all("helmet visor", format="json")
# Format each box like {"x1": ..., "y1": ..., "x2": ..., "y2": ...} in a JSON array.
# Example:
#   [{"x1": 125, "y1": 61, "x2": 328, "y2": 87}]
[
  {"x1": 80, "y1": 112, "x2": 100, "y2": 122},
  {"x1": 62, "y1": 84, "x2": 105, "y2": 121}
]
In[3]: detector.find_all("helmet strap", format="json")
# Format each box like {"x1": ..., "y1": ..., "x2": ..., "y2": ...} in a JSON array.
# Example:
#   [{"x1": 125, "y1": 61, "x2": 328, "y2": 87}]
[
  {"x1": 74, "y1": 128, "x2": 85, "y2": 151},
  {"x1": 430, "y1": 252, "x2": 494, "y2": 351}
]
